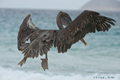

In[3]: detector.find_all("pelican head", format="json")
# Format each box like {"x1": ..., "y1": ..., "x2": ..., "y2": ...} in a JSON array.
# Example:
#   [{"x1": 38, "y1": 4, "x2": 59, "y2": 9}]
[{"x1": 56, "y1": 11, "x2": 72, "y2": 30}]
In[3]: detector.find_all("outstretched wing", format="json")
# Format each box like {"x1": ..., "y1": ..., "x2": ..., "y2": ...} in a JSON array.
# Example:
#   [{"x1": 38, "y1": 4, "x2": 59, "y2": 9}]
[
  {"x1": 54, "y1": 10, "x2": 116, "y2": 53},
  {"x1": 18, "y1": 14, "x2": 38, "y2": 51},
  {"x1": 22, "y1": 30, "x2": 55, "y2": 58},
  {"x1": 18, "y1": 15, "x2": 55, "y2": 58}
]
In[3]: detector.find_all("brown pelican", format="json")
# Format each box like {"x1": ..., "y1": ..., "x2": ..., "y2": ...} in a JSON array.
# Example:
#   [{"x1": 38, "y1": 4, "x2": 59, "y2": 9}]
[{"x1": 17, "y1": 10, "x2": 116, "y2": 70}]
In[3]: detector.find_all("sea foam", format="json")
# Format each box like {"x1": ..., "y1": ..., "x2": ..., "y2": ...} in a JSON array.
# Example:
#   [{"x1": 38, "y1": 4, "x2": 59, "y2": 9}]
[{"x1": 0, "y1": 66, "x2": 120, "y2": 80}]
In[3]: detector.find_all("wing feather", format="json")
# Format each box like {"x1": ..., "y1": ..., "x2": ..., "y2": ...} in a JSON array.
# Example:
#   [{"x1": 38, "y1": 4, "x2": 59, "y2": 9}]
[
  {"x1": 54, "y1": 10, "x2": 116, "y2": 53},
  {"x1": 18, "y1": 14, "x2": 38, "y2": 51},
  {"x1": 18, "y1": 15, "x2": 55, "y2": 58},
  {"x1": 21, "y1": 30, "x2": 54, "y2": 58}
]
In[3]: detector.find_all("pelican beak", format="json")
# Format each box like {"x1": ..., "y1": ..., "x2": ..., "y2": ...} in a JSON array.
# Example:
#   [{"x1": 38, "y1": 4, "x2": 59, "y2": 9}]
[{"x1": 81, "y1": 38, "x2": 87, "y2": 46}]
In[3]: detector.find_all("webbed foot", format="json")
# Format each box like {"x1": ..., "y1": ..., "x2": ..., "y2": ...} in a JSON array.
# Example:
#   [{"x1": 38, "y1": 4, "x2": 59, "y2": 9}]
[{"x1": 41, "y1": 59, "x2": 48, "y2": 70}]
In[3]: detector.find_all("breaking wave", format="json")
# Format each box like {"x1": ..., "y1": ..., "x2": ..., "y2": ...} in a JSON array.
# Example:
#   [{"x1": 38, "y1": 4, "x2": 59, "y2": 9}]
[{"x1": 0, "y1": 66, "x2": 120, "y2": 80}]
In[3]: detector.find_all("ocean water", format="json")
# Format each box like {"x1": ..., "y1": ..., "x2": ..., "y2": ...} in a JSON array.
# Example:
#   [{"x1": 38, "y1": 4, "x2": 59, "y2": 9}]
[{"x1": 0, "y1": 8, "x2": 120, "y2": 80}]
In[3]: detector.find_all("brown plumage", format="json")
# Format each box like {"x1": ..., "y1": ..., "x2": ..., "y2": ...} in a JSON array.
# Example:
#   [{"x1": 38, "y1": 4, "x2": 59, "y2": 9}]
[
  {"x1": 54, "y1": 10, "x2": 115, "y2": 53},
  {"x1": 17, "y1": 10, "x2": 116, "y2": 70}
]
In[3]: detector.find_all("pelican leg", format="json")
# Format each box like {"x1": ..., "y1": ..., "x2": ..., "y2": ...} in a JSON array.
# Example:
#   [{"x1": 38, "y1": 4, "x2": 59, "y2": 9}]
[
  {"x1": 81, "y1": 38, "x2": 87, "y2": 46},
  {"x1": 18, "y1": 57, "x2": 27, "y2": 66},
  {"x1": 41, "y1": 53, "x2": 48, "y2": 70}
]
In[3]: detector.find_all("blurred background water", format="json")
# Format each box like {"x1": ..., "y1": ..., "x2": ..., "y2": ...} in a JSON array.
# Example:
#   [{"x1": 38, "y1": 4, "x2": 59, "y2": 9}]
[{"x1": 0, "y1": 8, "x2": 120, "y2": 80}]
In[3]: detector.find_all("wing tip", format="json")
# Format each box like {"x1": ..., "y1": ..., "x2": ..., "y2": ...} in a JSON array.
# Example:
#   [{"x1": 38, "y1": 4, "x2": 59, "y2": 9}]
[{"x1": 27, "y1": 14, "x2": 31, "y2": 18}]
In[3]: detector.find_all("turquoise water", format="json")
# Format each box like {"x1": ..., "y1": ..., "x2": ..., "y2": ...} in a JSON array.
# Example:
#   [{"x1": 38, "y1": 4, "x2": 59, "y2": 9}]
[{"x1": 0, "y1": 8, "x2": 120, "y2": 80}]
